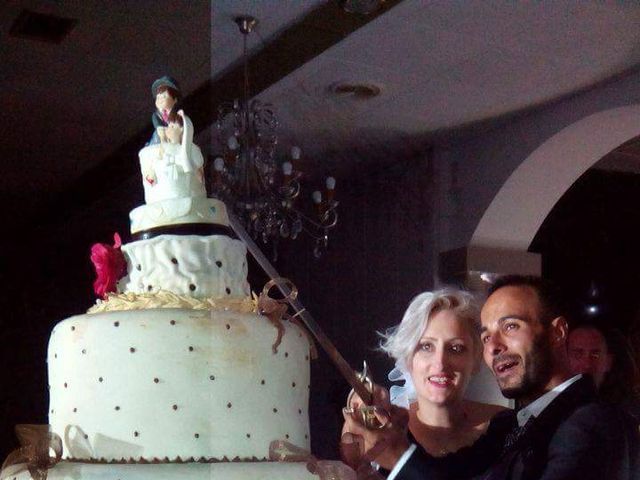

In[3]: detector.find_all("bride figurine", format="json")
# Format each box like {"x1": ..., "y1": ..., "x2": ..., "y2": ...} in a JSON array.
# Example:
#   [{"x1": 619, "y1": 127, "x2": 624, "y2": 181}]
[{"x1": 139, "y1": 109, "x2": 205, "y2": 205}]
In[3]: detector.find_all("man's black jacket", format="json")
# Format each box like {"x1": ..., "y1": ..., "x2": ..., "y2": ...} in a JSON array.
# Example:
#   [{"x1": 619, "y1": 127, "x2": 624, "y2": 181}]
[{"x1": 395, "y1": 376, "x2": 640, "y2": 480}]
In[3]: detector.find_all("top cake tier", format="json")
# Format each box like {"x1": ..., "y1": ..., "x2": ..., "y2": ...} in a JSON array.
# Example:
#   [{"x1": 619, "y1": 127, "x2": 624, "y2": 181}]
[{"x1": 129, "y1": 112, "x2": 227, "y2": 235}]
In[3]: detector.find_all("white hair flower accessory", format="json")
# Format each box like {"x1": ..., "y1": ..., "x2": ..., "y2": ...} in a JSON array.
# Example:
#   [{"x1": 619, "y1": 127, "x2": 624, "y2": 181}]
[{"x1": 388, "y1": 362, "x2": 416, "y2": 409}]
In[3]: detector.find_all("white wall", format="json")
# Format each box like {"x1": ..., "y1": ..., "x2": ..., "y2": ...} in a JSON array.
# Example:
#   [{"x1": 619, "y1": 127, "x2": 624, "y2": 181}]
[{"x1": 433, "y1": 68, "x2": 640, "y2": 255}]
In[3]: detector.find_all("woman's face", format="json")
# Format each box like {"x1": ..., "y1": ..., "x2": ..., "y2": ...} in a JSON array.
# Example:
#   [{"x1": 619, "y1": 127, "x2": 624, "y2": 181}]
[
  {"x1": 409, "y1": 309, "x2": 476, "y2": 407},
  {"x1": 165, "y1": 122, "x2": 183, "y2": 144}
]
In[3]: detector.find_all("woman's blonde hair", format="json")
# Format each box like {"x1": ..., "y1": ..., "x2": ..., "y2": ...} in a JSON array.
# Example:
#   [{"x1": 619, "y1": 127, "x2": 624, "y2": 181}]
[{"x1": 379, "y1": 288, "x2": 481, "y2": 370}]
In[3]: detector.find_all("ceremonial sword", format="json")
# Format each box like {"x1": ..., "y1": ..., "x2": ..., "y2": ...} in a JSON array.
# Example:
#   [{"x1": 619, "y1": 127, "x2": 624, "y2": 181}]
[{"x1": 228, "y1": 213, "x2": 374, "y2": 406}]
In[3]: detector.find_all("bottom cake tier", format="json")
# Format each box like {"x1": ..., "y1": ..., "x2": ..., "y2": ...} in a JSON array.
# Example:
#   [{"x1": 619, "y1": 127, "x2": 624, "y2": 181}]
[
  {"x1": 1, "y1": 461, "x2": 319, "y2": 480},
  {"x1": 47, "y1": 308, "x2": 311, "y2": 462}
]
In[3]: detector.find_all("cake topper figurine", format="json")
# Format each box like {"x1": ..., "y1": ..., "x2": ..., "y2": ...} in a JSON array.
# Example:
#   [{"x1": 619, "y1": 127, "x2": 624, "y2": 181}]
[
  {"x1": 139, "y1": 109, "x2": 205, "y2": 202},
  {"x1": 149, "y1": 75, "x2": 181, "y2": 145}
]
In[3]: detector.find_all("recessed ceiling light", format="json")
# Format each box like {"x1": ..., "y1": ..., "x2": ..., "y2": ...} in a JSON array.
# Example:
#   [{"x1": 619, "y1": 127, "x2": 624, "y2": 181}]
[
  {"x1": 327, "y1": 81, "x2": 382, "y2": 99},
  {"x1": 10, "y1": 9, "x2": 77, "y2": 44}
]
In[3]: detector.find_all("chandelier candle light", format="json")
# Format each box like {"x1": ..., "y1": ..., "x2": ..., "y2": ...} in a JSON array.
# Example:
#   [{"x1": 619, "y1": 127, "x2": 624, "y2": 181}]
[{"x1": 211, "y1": 16, "x2": 338, "y2": 260}]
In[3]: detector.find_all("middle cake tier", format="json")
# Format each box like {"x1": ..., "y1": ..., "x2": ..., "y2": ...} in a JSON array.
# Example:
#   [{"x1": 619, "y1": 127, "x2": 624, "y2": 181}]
[
  {"x1": 118, "y1": 234, "x2": 250, "y2": 299},
  {"x1": 48, "y1": 308, "x2": 311, "y2": 462}
]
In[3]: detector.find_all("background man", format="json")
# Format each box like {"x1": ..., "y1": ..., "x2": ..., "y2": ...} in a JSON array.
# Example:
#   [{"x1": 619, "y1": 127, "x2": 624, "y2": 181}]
[
  {"x1": 567, "y1": 324, "x2": 612, "y2": 388},
  {"x1": 568, "y1": 322, "x2": 640, "y2": 422}
]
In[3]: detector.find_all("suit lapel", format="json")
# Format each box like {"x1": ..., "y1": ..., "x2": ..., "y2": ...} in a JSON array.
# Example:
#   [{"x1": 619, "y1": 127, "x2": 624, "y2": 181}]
[
  {"x1": 486, "y1": 377, "x2": 597, "y2": 480},
  {"x1": 522, "y1": 376, "x2": 596, "y2": 449}
]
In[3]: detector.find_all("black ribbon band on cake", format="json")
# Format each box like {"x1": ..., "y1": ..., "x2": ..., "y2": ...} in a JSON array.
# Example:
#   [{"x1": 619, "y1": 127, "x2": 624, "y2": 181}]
[{"x1": 132, "y1": 223, "x2": 237, "y2": 241}]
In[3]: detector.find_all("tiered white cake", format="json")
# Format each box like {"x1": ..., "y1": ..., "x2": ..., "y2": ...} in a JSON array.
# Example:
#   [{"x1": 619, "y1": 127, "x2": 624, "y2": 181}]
[{"x1": 5, "y1": 112, "x2": 317, "y2": 480}]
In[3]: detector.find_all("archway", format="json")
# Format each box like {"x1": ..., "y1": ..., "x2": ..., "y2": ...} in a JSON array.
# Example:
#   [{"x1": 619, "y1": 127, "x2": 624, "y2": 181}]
[
  {"x1": 470, "y1": 105, "x2": 640, "y2": 250},
  {"x1": 459, "y1": 105, "x2": 640, "y2": 407}
]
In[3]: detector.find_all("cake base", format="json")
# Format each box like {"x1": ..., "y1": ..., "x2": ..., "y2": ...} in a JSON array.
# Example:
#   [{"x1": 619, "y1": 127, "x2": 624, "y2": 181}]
[{"x1": 1, "y1": 460, "x2": 318, "y2": 480}]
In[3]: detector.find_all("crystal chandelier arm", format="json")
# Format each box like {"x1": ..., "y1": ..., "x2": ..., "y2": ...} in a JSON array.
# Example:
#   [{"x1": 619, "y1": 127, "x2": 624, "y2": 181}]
[{"x1": 283, "y1": 206, "x2": 338, "y2": 241}]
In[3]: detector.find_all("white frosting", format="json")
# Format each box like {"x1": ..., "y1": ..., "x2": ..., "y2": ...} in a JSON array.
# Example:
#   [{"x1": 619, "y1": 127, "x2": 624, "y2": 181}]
[
  {"x1": 48, "y1": 309, "x2": 311, "y2": 462},
  {"x1": 2, "y1": 461, "x2": 318, "y2": 480},
  {"x1": 129, "y1": 197, "x2": 229, "y2": 234},
  {"x1": 118, "y1": 235, "x2": 249, "y2": 299}
]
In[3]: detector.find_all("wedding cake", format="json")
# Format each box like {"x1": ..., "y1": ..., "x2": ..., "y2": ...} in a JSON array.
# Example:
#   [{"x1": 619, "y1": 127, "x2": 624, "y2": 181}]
[{"x1": 2, "y1": 108, "x2": 319, "y2": 479}]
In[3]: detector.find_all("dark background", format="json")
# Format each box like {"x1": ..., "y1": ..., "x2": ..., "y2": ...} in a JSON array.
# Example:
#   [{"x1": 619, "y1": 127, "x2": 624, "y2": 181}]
[
  {"x1": 2, "y1": 162, "x2": 640, "y2": 461},
  {"x1": 532, "y1": 168, "x2": 640, "y2": 335}
]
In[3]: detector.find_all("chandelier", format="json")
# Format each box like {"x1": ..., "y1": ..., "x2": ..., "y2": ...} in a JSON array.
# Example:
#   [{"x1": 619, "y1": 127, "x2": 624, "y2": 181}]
[{"x1": 211, "y1": 15, "x2": 338, "y2": 260}]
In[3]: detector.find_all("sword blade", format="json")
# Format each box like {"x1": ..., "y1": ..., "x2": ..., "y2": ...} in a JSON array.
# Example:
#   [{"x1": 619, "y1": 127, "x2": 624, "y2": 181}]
[{"x1": 228, "y1": 213, "x2": 373, "y2": 405}]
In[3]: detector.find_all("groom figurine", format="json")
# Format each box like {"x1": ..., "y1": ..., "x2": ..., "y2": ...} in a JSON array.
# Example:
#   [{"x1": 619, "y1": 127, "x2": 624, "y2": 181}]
[
  {"x1": 343, "y1": 275, "x2": 640, "y2": 480},
  {"x1": 148, "y1": 75, "x2": 181, "y2": 145}
]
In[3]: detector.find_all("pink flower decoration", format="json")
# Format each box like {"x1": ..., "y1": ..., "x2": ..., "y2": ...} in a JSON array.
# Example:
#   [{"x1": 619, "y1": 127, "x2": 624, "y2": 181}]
[{"x1": 90, "y1": 233, "x2": 127, "y2": 299}]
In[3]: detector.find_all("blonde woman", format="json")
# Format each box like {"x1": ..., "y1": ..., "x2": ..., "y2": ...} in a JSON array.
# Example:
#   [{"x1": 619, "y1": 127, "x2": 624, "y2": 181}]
[
  {"x1": 342, "y1": 289, "x2": 506, "y2": 471},
  {"x1": 379, "y1": 289, "x2": 504, "y2": 457}
]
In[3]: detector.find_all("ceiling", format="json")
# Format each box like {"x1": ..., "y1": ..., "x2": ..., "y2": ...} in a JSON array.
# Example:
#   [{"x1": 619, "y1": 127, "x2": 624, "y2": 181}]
[
  {"x1": 3, "y1": 1, "x2": 640, "y2": 232},
  {"x1": 260, "y1": 2, "x2": 640, "y2": 166}
]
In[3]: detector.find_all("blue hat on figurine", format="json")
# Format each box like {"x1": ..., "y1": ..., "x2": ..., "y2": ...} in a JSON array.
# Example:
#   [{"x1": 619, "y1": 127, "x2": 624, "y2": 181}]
[{"x1": 151, "y1": 76, "x2": 180, "y2": 97}]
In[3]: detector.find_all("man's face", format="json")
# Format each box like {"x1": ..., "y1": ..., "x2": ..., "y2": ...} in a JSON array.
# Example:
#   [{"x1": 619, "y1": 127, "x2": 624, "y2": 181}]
[
  {"x1": 480, "y1": 286, "x2": 554, "y2": 402},
  {"x1": 155, "y1": 90, "x2": 176, "y2": 112},
  {"x1": 567, "y1": 327, "x2": 612, "y2": 388}
]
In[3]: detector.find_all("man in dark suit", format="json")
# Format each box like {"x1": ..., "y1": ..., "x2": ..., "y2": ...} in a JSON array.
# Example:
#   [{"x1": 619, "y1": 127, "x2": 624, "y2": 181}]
[{"x1": 343, "y1": 275, "x2": 639, "y2": 480}]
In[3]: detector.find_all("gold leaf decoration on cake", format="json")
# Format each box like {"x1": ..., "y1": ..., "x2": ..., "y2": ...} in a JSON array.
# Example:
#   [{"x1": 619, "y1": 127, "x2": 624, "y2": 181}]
[{"x1": 87, "y1": 290, "x2": 257, "y2": 314}]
